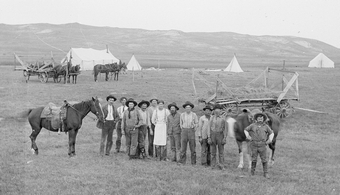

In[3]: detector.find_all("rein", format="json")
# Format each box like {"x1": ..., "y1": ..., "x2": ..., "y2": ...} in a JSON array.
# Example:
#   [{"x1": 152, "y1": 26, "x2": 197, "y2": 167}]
[{"x1": 68, "y1": 103, "x2": 98, "y2": 121}]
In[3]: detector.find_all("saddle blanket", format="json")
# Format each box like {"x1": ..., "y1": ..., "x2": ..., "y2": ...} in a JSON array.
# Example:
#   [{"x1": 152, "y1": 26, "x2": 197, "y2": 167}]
[{"x1": 41, "y1": 103, "x2": 67, "y2": 130}]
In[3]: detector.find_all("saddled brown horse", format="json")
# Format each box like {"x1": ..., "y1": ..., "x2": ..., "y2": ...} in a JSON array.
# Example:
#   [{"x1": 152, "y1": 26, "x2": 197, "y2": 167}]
[{"x1": 25, "y1": 97, "x2": 104, "y2": 156}]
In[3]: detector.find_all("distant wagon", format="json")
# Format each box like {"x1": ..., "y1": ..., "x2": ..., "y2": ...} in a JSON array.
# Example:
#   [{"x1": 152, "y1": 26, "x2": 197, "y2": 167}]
[{"x1": 22, "y1": 63, "x2": 63, "y2": 83}]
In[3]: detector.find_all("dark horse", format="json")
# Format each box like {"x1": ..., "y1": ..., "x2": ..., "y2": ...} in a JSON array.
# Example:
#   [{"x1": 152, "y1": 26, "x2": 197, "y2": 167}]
[
  {"x1": 53, "y1": 62, "x2": 80, "y2": 84},
  {"x1": 226, "y1": 109, "x2": 280, "y2": 169},
  {"x1": 68, "y1": 64, "x2": 81, "y2": 84},
  {"x1": 25, "y1": 97, "x2": 104, "y2": 156},
  {"x1": 112, "y1": 62, "x2": 127, "y2": 81},
  {"x1": 93, "y1": 62, "x2": 126, "y2": 81}
]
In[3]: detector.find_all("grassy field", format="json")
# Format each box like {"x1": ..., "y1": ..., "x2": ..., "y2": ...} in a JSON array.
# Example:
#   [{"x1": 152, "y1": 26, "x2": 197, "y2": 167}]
[{"x1": 0, "y1": 65, "x2": 339, "y2": 195}]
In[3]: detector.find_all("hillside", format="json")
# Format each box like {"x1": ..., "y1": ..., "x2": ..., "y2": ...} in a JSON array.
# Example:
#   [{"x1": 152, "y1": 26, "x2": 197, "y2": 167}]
[{"x1": 0, "y1": 23, "x2": 339, "y2": 68}]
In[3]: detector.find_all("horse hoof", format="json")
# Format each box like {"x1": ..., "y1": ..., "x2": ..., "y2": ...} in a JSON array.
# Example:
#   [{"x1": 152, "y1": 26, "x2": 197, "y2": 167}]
[
  {"x1": 31, "y1": 148, "x2": 38, "y2": 155},
  {"x1": 237, "y1": 164, "x2": 243, "y2": 169}
]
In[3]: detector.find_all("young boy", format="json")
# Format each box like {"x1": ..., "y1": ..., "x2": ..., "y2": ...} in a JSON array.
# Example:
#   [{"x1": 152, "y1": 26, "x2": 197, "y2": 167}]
[{"x1": 244, "y1": 113, "x2": 274, "y2": 178}]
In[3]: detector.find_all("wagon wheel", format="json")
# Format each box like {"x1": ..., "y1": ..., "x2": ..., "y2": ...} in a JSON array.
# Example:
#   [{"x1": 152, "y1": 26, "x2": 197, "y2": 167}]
[
  {"x1": 39, "y1": 72, "x2": 48, "y2": 83},
  {"x1": 274, "y1": 101, "x2": 293, "y2": 118},
  {"x1": 222, "y1": 103, "x2": 239, "y2": 116}
]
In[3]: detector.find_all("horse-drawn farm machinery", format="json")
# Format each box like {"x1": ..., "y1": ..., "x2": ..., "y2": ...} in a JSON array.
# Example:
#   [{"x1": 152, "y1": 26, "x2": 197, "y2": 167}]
[{"x1": 203, "y1": 67, "x2": 299, "y2": 118}]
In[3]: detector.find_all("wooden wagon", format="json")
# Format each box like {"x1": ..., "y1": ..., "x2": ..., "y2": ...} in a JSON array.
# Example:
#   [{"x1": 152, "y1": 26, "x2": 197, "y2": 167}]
[
  {"x1": 205, "y1": 67, "x2": 299, "y2": 118},
  {"x1": 22, "y1": 63, "x2": 62, "y2": 83}
]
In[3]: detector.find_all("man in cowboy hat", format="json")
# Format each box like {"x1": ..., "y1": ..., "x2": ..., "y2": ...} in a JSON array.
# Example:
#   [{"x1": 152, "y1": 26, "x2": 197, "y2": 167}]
[
  {"x1": 167, "y1": 102, "x2": 181, "y2": 162},
  {"x1": 147, "y1": 98, "x2": 158, "y2": 157},
  {"x1": 198, "y1": 105, "x2": 212, "y2": 166},
  {"x1": 244, "y1": 112, "x2": 274, "y2": 178},
  {"x1": 137, "y1": 100, "x2": 151, "y2": 159},
  {"x1": 207, "y1": 104, "x2": 227, "y2": 169},
  {"x1": 99, "y1": 95, "x2": 119, "y2": 156},
  {"x1": 121, "y1": 98, "x2": 143, "y2": 159},
  {"x1": 179, "y1": 101, "x2": 198, "y2": 165},
  {"x1": 115, "y1": 97, "x2": 128, "y2": 153}
]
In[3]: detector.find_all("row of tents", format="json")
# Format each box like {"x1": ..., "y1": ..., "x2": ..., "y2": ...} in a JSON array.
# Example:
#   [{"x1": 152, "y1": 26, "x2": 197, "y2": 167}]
[{"x1": 61, "y1": 48, "x2": 335, "y2": 72}]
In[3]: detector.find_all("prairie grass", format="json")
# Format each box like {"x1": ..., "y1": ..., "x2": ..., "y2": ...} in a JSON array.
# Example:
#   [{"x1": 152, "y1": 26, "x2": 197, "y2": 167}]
[{"x1": 0, "y1": 66, "x2": 339, "y2": 195}]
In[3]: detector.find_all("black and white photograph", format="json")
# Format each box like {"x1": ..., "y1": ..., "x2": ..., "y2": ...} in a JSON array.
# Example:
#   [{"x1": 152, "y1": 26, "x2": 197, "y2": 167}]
[{"x1": 0, "y1": 0, "x2": 339, "y2": 194}]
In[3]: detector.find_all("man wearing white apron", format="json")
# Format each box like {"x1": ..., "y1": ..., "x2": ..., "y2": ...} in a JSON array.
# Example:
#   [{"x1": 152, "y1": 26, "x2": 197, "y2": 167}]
[{"x1": 151, "y1": 100, "x2": 170, "y2": 161}]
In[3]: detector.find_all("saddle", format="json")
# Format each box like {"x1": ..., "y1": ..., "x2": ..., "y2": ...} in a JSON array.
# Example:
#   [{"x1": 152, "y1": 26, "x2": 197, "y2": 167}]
[{"x1": 41, "y1": 102, "x2": 68, "y2": 131}]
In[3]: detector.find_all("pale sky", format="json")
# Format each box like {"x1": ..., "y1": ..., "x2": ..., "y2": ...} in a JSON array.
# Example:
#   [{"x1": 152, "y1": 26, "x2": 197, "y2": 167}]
[{"x1": 1, "y1": 0, "x2": 340, "y2": 48}]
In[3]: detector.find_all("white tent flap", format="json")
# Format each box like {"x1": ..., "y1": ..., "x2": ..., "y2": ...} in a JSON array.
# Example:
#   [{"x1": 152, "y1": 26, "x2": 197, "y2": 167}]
[
  {"x1": 224, "y1": 55, "x2": 244, "y2": 72},
  {"x1": 126, "y1": 55, "x2": 142, "y2": 71}
]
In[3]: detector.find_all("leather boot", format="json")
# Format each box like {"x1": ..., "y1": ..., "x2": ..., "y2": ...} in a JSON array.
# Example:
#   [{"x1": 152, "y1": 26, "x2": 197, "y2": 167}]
[
  {"x1": 251, "y1": 161, "x2": 257, "y2": 176},
  {"x1": 105, "y1": 141, "x2": 112, "y2": 155},
  {"x1": 263, "y1": 162, "x2": 269, "y2": 178}
]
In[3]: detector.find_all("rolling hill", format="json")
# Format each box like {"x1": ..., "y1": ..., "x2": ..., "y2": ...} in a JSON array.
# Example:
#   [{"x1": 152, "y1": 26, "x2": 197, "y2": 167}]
[{"x1": 0, "y1": 23, "x2": 339, "y2": 68}]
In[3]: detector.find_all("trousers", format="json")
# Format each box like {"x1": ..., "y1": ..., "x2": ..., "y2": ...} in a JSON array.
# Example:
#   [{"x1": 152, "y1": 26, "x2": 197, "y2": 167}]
[
  {"x1": 250, "y1": 141, "x2": 267, "y2": 163},
  {"x1": 210, "y1": 131, "x2": 224, "y2": 167},
  {"x1": 179, "y1": 128, "x2": 196, "y2": 165},
  {"x1": 201, "y1": 138, "x2": 211, "y2": 166},
  {"x1": 137, "y1": 125, "x2": 147, "y2": 156},
  {"x1": 115, "y1": 120, "x2": 123, "y2": 151},
  {"x1": 147, "y1": 124, "x2": 155, "y2": 156},
  {"x1": 100, "y1": 120, "x2": 115, "y2": 156},
  {"x1": 125, "y1": 127, "x2": 139, "y2": 158},
  {"x1": 169, "y1": 133, "x2": 181, "y2": 162}
]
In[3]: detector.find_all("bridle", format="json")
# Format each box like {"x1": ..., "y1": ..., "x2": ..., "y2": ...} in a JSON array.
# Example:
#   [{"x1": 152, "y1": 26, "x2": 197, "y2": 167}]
[{"x1": 67, "y1": 101, "x2": 100, "y2": 121}]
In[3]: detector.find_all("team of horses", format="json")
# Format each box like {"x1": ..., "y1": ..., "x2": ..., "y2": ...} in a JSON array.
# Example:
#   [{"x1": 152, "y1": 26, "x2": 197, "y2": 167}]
[
  {"x1": 24, "y1": 99, "x2": 280, "y2": 171},
  {"x1": 53, "y1": 62, "x2": 81, "y2": 84},
  {"x1": 93, "y1": 62, "x2": 127, "y2": 82}
]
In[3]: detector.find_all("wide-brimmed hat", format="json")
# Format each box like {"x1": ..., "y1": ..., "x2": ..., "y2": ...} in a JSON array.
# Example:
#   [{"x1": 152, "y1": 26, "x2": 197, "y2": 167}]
[
  {"x1": 149, "y1": 98, "x2": 159, "y2": 103},
  {"x1": 126, "y1": 98, "x2": 137, "y2": 107},
  {"x1": 254, "y1": 113, "x2": 267, "y2": 121},
  {"x1": 182, "y1": 101, "x2": 194, "y2": 109},
  {"x1": 168, "y1": 102, "x2": 179, "y2": 110},
  {"x1": 213, "y1": 104, "x2": 223, "y2": 110},
  {"x1": 138, "y1": 100, "x2": 150, "y2": 108},
  {"x1": 120, "y1": 97, "x2": 127, "y2": 102},
  {"x1": 203, "y1": 105, "x2": 212, "y2": 111},
  {"x1": 106, "y1": 95, "x2": 117, "y2": 101}
]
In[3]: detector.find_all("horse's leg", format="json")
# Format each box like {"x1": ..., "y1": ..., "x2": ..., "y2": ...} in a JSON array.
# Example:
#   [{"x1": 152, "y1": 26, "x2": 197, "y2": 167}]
[
  {"x1": 68, "y1": 129, "x2": 76, "y2": 156},
  {"x1": 245, "y1": 141, "x2": 252, "y2": 170},
  {"x1": 72, "y1": 129, "x2": 79, "y2": 155},
  {"x1": 236, "y1": 140, "x2": 244, "y2": 168},
  {"x1": 29, "y1": 128, "x2": 41, "y2": 155},
  {"x1": 268, "y1": 141, "x2": 276, "y2": 166}
]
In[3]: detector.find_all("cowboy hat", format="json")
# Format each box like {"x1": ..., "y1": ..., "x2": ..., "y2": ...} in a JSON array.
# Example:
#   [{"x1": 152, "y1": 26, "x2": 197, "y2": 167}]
[
  {"x1": 149, "y1": 98, "x2": 159, "y2": 103},
  {"x1": 168, "y1": 102, "x2": 179, "y2": 110},
  {"x1": 106, "y1": 95, "x2": 117, "y2": 101},
  {"x1": 182, "y1": 101, "x2": 194, "y2": 109},
  {"x1": 254, "y1": 113, "x2": 267, "y2": 121},
  {"x1": 138, "y1": 100, "x2": 150, "y2": 108},
  {"x1": 203, "y1": 105, "x2": 212, "y2": 111},
  {"x1": 119, "y1": 97, "x2": 127, "y2": 102},
  {"x1": 213, "y1": 104, "x2": 223, "y2": 110},
  {"x1": 125, "y1": 98, "x2": 137, "y2": 107}
]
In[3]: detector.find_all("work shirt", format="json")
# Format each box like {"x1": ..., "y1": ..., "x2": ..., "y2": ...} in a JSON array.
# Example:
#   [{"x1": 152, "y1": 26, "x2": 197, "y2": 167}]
[
  {"x1": 198, "y1": 115, "x2": 210, "y2": 139},
  {"x1": 207, "y1": 115, "x2": 226, "y2": 137},
  {"x1": 106, "y1": 105, "x2": 114, "y2": 121},
  {"x1": 121, "y1": 108, "x2": 143, "y2": 130},
  {"x1": 244, "y1": 122, "x2": 273, "y2": 142},
  {"x1": 117, "y1": 105, "x2": 128, "y2": 119},
  {"x1": 180, "y1": 112, "x2": 198, "y2": 129},
  {"x1": 138, "y1": 109, "x2": 151, "y2": 126},
  {"x1": 147, "y1": 106, "x2": 157, "y2": 125},
  {"x1": 167, "y1": 112, "x2": 181, "y2": 134}
]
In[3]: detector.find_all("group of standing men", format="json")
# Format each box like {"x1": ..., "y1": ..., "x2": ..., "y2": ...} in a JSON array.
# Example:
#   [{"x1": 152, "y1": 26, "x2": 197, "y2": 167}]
[
  {"x1": 97, "y1": 95, "x2": 229, "y2": 168},
  {"x1": 97, "y1": 95, "x2": 274, "y2": 177}
]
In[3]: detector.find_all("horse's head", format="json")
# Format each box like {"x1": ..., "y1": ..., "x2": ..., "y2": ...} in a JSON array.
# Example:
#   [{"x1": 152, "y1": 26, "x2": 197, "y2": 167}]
[
  {"x1": 119, "y1": 62, "x2": 127, "y2": 71},
  {"x1": 91, "y1": 97, "x2": 104, "y2": 122},
  {"x1": 74, "y1": 65, "x2": 81, "y2": 72}
]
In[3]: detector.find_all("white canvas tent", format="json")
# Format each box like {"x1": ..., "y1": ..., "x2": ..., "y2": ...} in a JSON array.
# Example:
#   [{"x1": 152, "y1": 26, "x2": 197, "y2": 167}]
[
  {"x1": 224, "y1": 55, "x2": 244, "y2": 72},
  {"x1": 308, "y1": 53, "x2": 334, "y2": 68},
  {"x1": 61, "y1": 48, "x2": 119, "y2": 70},
  {"x1": 126, "y1": 55, "x2": 142, "y2": 71}
]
